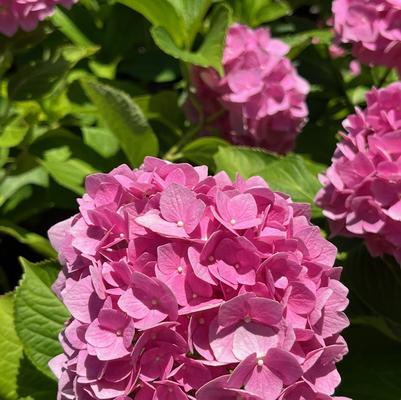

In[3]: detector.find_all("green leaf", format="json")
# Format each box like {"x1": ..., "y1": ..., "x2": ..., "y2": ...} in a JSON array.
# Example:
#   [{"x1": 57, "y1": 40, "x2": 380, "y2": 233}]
[
  {"x1": 51, "y1": 8, "x2": 95, "y2": 47},
  {"x1": 41, "y1": 157, "x2": 95, "y2": 195},
  {"x1": 39, "y1": 145, "x2": 97, "y2": 195},
  {"x1": 81, "y1": 79, "x2": 158, "y2": 167},
  {"x1": 214, "y1": 145, "x2": 277, "y2": 179},
  {"x1": 117, "y1": 0, "x2": 186, "y2": 47},
  {"x1": 257, "y1": 154, "x2": 323, "y2": 217},
  {"x1": 151, "y1": 4, "x2": 230, "y2": 74},
  {"x1": 231, "y1": 0, "x2": 291, "y2": 26},
  {"x1": 14, "y1": 258, "x2": 69, "y2": 380},
  {"x1": 62, "y1": 45, "x2": 99, "y2": 64},
  {"x1": 167, "y1": 0, "x2": 212, "y2": 44},
  {"x1": 0, "y1": 220, "x2": 56, "y2": 258},
  {"x1": 181, "y1": 137, "x2": 229, "y2": 167},
  {"x1": 0, "y1": 117, "x2": 29, "y2": 148},
  {"x1": 0, "y1": 293, "x2": 23, "y2": 400},
  {"x1": 283, "y1": 29, "x2": 333, "y2": 59},
  {"x1": 82, "y1": 126, "x2": 120, "y2": 158},
  {"x1": 0, "y1": 166, "x2": 49, "y2": 207},
  {"x1": 17, "y1": 356, "x2": 57, "y2": 400},
  {"x1": 337, "y1": 325, "x2": 401, "y2": 399},
  {"x1": 135, "y1": 91, "x2": 184, "y2": 129},
  {"x1": 8, "y1": 58, "x2": 70, "y2": 101},
  {"x1": 254, "y1": 0, "x2": 291, "y2": 24},
  {"x1": 343, "y1": 247, "x2": 401, "y2": 332}
]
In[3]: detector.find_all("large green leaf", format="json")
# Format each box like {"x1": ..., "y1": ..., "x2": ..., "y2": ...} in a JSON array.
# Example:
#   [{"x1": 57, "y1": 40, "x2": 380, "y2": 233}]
[
  {"x1": 151, "y1": 4, "x2": 230, "y2": 74},
  {"x1": 17, "y1": 357, "x2": 57, "y2": 400},
  {"x1": 214, "y1": 145, "x2": 277, "y2": 179},
  {"x1": 117, "y1": 0, "x2": 186, "y2": 47},
  {"x1": 214, "y1": 147, "x2": 323, "y2": 217},
  {"x1": 82, "y1": 79, "x2": 158, "y2": 167},
  {"x1": 343, "y1": 247, "x2": 401, "y2": 335},
  {"x1": 82, "y1": 126, "x2": 120, "y2": 158},
  {"x1": 337, "y1": 325, "x2": 401, "y2": 399},
  {"x1": 167, "y1": 0, "x2": 212, "y2": 44},
  {"x1": 14, "y1": 258, "x2": 69, "y2": 380},
  {"x1": 181, "y1": 137, "x2": 229, "y2": 167},
  {"x1": 7, "y1": 58, "x2": 70, "y2": 101},
  {"x1": 41, "y1": 153, "x2": 96, "y2": 195},
  {"x1": 0, "y1": 293, "x2": 23, "y2": 400},
  {"x1": 257, "y1": 154, "x2": 324, "y2": 217}
]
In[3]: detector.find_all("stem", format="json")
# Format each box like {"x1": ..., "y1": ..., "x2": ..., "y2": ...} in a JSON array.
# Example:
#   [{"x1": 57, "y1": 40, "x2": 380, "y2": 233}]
[
  {"x1": 324, "y1": 45, "x2": 354, "y2": 113},
  {"x1": 378, "y1": 69, "x2": 391, "y2": 88},
  {"x1": 163, "y1": 108, "x2": 226, "y2": 161}
]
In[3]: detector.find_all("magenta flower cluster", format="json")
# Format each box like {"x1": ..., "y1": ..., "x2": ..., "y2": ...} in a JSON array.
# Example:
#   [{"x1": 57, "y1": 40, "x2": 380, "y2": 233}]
[
  {"x1": 186, "y1": 24, "x2": 310, "y2": 154},
  {"x1": 49, "y1": 157, "x2": 349, "y2": 400},
  {"x1": 0, "y1": 0, "x2": 77, "y2": 37},
  {"x1": 332, "y1": 0, "x2": 401, "y2": 72},
  {"x1": 316, "y1": 83, "x2": 401, "y2": 263}
]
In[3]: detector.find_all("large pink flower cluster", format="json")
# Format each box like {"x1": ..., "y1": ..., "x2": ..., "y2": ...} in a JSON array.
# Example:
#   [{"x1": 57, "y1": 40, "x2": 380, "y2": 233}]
[
  {"x1": 332, "y1": 0, "x2": 401, "y2": 71},
  {"x1": 186, "y1": 24, "x2": 310, "y2": 154},
  {"x1": 0, "y1": 0, "x2": 77, "y2": 37},
  {"x1": 316, "y1": 83, "x2": 401, "y2": 263},
  {"x1": 49, "y1": 157, "x2": 349, "y2": 400}
]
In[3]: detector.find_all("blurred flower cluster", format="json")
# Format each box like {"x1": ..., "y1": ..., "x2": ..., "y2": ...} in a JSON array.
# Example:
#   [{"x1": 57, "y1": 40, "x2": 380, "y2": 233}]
[
  {"x1": 333, "y1": 0, "x2": 401, "y2": 72},
  {"x1": 0, "y1": 0, "x2": 77, "y2": 36},
  {"x1": 187, "y1": 24, "x2": 310, "y2": 154},
  {"x1": 317, "y1": 83, "x2": 401, "y2": 263}
]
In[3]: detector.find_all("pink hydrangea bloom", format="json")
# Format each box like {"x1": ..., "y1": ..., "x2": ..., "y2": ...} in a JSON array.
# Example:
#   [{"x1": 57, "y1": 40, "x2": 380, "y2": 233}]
[
  {"x1": 49, "y1": 157, "x2": 349, "y2": 400},
  {"x1": 185, "y1": 23, "x2": 310, "y2": 154},
  {"x1": 316, "y1": 82, "x2": 401, "y2": 263},
  {"x1": 0, "y1": 0, "x2": 77, "y2": 37},
  {"x1": 332, "y1": 0, "x2": 401, "y2": 71}
]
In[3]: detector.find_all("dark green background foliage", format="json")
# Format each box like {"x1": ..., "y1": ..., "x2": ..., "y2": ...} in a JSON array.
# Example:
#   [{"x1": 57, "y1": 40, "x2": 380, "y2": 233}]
[{"x1": 0, "y1": 1, "x2": 400, "y2": 398}]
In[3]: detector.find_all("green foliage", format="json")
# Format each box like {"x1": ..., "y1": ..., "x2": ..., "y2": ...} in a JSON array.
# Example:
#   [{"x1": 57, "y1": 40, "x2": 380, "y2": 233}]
[
  {"x1": 214, "y1": 145, "x2": 277, "y2": 178},
  {"x1": 0, "y1": 293, "x2": 23, "y2": 400},
  {"x1": 0, "y1": 221, "x2": 56, "y2": 258},
  {"x1": 343, "y1": 247, "x2": 401, "y2": 337},
  {"x1": 257, "y1": 154, "x2": 324, "y2": 217},
  {"x1": 181, "y1": 137, "x2": 229, "y2": 166},
  {"x1": 82, "y1": 79, "x2": 159, "y2": 166},
  {"x1": 14, "y1": 258, "x2": 69, "y2": 379},
  {"x1": 338, "y1": 325, "x2": 401, "y2": 399},
  {"x1": 151, "y1": 4, "x2": 230, "y2": 74},
  {"x1": 8, "y1": 58, "x2": 71, "y2": 101},
  {"x1": 214, "y1": 146, "x2": 323, "y2": 217},
  {"x1": 229, "y1": 0, "x2": 291, "y2": 26}
]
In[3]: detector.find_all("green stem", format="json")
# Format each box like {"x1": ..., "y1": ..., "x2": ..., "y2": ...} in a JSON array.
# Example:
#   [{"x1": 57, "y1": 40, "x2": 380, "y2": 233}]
[
  {"x1": 163, "y1": 108, "x2": 226, "y2": 161},
  {"x1": 378, "y1": 69, "x2": 392, "y2": 88},
  {"x1": 325, "y1": 45, "x2": 354, "y2": 113}
]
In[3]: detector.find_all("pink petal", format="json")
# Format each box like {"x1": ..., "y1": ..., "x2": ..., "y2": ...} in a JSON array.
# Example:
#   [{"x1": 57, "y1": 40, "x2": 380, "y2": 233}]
[
  {"x1": 265, "y1": 348, "x2": 302, "y2": 385},
  {"x1": 248, "y1": 297, "x2": 283, "y2": 325},
  {"x1": 245, "y1": 364, "x2": 283, "y2": 400},
  {"x1": 232, "y1": 323, "x2": 279, "y2": 360},
  {"x1": 135, "y1": 213, "x2": 189, "y2": 238}
]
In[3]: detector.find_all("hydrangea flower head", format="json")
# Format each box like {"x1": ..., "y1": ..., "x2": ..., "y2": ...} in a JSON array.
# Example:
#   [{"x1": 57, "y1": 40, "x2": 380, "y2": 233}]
[
  {"x1": 186, "y1": 23, "x2": 310, "y2": 154},
  {"x1": 49, "y1": 157, "x2": 349, "y2": 400},
  {"x1": 332, "y1": 0, "x2": 401, "y2": 71},
  {"x1": 0, "y1": 0, "x2": 77, "y2": 37},
  {"x1": 316, "y1": 82, "x2": 401, "y2": 263}
]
